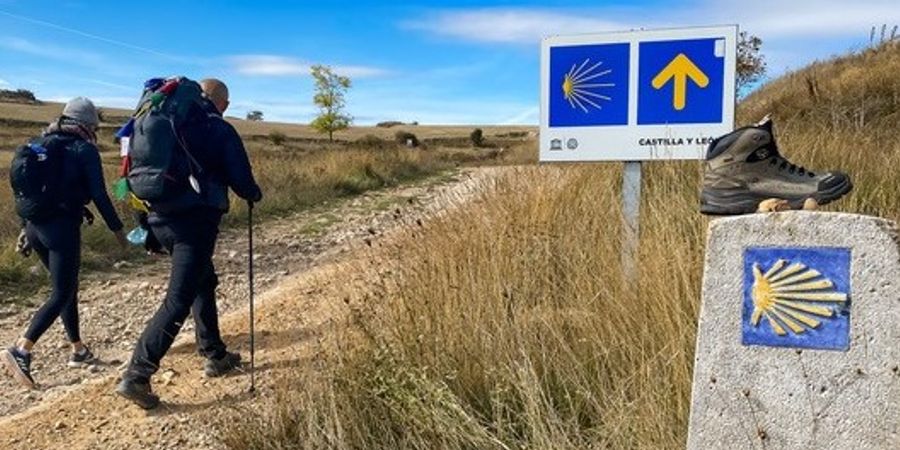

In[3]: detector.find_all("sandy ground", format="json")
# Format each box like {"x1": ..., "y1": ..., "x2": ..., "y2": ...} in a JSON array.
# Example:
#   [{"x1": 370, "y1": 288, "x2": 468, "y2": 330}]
[{"x1": 0, "y1": 168, "x2": 494, "y2": 449}]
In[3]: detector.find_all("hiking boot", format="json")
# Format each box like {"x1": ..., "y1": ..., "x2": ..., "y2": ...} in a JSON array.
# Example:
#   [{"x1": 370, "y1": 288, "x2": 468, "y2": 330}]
[
  {"x1": 700, "y1": 117, "x2": 852, "y2": 215},
  {"x1": 67, "y1": 346, "x2": 96, "y2": 368},
  {"x1": 116, "y1": 378, "x2": 160, "y2": 410},
  {"x1": 204, "y1": 351, "x2": 242, "y2": 377},
  {"x1": 2, "y1": 347, "x2": 35, "y2": 389}
]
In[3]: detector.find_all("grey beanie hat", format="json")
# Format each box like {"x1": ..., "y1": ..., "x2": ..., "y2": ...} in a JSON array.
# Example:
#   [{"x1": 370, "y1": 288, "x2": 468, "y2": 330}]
[{"x1": 62, "y1": 97, "x2": 100, "y2": 128}]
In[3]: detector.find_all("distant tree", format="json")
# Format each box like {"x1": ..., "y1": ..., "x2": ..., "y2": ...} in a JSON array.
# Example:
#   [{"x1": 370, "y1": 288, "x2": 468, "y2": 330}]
[
  {"x1": 310, "y1": 65, "x2": 352, "y2": 142},
  {"x1": 737, "y1": 31, "x2": 767, "y2": 93},
  {"x1": 470, "y1": 128, "x2": 484, "y2": 147},
  {"x1": 246, "y1": 110, "x2": 264, "y2": 121}
]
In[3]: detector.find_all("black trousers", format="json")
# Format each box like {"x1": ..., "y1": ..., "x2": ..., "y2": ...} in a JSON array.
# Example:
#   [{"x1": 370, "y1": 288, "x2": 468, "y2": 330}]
[
  {"x1": 23, "y1": 216, "x2": 82, "y2": 344},
  {"x1": 125, "y1": 210, "x2": 227, "y2": 382}
]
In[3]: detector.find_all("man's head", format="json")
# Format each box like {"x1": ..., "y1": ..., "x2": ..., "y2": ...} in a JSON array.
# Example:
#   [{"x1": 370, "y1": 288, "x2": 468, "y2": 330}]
[
  {"x1": 62, "y1": 97, "x2": 100, "y2": 129},
  {"x1": 199, "y1": 78, "x2": 230, "y2": 114}
]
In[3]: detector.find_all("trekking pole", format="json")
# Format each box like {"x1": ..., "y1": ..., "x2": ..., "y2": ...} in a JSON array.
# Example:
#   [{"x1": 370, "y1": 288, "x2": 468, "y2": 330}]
[{"x1": 248, "y1": 201, "x2": 256, "y2": 393}]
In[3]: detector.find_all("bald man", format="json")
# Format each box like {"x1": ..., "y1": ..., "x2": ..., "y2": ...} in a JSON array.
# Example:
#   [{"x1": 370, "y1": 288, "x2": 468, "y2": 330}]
[{"x1": 117, "y1": 78, "x2": 262, "y2": 409}]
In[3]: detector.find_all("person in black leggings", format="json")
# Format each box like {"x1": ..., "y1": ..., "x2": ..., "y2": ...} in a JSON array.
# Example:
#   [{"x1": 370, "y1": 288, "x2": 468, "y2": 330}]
[{"x1": 3, "y1": 97, "x2": 126, "y2": 389}]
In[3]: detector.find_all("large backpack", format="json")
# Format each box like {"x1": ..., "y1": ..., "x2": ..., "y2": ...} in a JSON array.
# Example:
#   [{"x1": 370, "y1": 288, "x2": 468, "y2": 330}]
[
  {"x1": 9, "y1": 134, "x2": 73, "y2": 222},
  {"x1": 126, "y1": 77, "x2": 206, "y2": 205}
]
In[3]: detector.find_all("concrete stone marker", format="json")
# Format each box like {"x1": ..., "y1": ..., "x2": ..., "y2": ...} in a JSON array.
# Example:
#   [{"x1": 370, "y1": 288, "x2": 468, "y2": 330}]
[{"x1": 688, "y1": 212, "x2": 900, "y2": 449}]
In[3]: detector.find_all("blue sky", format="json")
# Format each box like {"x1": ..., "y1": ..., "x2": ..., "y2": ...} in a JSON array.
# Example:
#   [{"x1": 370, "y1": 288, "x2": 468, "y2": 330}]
[{"x1": 0, "y1": 0, "x2": 897, "y2": 125}]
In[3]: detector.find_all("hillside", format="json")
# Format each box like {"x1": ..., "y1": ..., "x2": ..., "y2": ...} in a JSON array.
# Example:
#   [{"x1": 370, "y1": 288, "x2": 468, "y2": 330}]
[{"x1": 222, "y1": 42, "x2": 900, "y2": 449}]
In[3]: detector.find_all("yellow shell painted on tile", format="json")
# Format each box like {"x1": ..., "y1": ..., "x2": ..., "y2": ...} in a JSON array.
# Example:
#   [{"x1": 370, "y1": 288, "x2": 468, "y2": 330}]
[{"x1": 751, "y1": 259, "x2": 848, "y2": 336}]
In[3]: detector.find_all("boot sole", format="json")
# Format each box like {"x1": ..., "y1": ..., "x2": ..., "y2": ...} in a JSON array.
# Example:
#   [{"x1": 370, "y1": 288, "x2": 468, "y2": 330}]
[
  {"x1": 2, "y1": 350, "x2": 35, "y2": 389},
  {"x1": 115, "y1": 384, "x2": 161, "y2": 410},
  {"x1": 700, "y1": 178, "x2": 853, "y2": 216},
  {"x1": 204, "y1": 362, "x2": 242, "y2": 378},
  {"x1": 67, "y1": 356, "x2": 97, "y2": 369}
]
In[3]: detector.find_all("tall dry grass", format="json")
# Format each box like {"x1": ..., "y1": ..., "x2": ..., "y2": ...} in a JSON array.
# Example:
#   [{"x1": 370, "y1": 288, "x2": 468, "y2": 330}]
[{"x1": 225, "y1": 43, "x2": 900, "y2": 449}]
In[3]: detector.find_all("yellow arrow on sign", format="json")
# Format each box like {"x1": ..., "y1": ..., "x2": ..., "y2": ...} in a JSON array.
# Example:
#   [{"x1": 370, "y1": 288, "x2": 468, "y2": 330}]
[{"x1": 651, "y1": 53, "x2": 709, "y2": 111}]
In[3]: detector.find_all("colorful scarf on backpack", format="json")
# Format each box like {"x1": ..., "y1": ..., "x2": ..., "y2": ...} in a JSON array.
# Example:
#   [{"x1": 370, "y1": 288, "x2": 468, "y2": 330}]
[{"x1": 44, "y1": 116, "x2": 97, "y2": 144}]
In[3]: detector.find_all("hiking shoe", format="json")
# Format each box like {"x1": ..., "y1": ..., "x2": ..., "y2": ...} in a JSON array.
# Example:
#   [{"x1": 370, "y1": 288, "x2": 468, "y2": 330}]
[
  {"x1": 115, "y1": 378, "x2": 160, "y2": 410},
  {"x1": 700, "y1": 117, "x2": 852, "y2": 215},
  {"x1": 3, "y1": 347, "x2": 35, "y2": 389},
  {"x1": 67, "y1": 346, "x2": 96, "y2": 368},
  {"x1": 204, "y1": 351, "x2": 242, "y2": 377}
]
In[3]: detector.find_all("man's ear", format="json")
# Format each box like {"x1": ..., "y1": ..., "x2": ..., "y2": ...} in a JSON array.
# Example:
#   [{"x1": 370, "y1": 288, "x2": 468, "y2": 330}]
[{"x1": 221, "y1": 100, "x2": 230, "y2": 114}]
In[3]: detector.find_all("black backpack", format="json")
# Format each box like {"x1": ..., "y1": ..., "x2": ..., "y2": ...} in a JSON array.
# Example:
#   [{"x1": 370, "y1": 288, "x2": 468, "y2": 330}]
[
  {"x1": 9, "y1": 135, "x2": 73, "y2": 222},
  {"x1": 127, "y1": 77, "x2": 206, "y2": 205}
]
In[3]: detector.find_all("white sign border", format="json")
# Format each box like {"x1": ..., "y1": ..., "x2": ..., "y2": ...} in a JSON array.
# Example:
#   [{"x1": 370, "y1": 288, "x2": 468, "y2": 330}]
[{"x1": 540, "y1": 25, "x2": 738, "y2": 162}]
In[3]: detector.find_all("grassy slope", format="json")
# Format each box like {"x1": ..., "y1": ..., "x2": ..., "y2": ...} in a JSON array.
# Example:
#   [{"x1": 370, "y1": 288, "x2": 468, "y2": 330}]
[
  {"x1": 0, "y1": 102, "x2": 536, "y2": 302},
  {"x1": 226, "y1": 43, "x2": 900, "y2": 449}
]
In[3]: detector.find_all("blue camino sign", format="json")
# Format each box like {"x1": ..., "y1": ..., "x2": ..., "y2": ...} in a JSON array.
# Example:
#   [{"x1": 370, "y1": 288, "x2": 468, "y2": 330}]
[{"x1": 548, "y1": 43, "x2": 630, "y2": 127}]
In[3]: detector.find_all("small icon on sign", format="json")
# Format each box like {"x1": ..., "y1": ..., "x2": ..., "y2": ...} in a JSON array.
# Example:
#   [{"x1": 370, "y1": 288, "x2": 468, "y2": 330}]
[
  {"x1": 566, "y1": 138, "x2": 579, "y2": 150},
  {"x1": 550, "y1": 139, "x2": 563, "y2": 151}
]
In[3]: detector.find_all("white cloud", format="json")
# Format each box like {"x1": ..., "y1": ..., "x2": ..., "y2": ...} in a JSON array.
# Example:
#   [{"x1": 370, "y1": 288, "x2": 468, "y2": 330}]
[
  {"x1": 0, "y1": 78, "x2": 9, "y2": 88},
  {"x1": 407, "y1": 2, "x2": 900, "y2": 44},
  {"x1": 715, "y1": 0, "x2": 900, "y2": 39},
  {"x1": 229, "y1": 55, "x2": 388, "y2": 78},
  {"x1": 0, "y1": 36, "x2": 106, "y2": 65},
  {"x1": 404, "y1": 8, "x2": 631, "y2": 43}
]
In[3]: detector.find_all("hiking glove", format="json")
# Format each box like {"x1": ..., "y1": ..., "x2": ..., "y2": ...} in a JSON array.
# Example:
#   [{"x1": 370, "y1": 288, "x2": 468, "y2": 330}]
[{"x1": 15, "y1": 229, "x2": 31, "y2": 258}]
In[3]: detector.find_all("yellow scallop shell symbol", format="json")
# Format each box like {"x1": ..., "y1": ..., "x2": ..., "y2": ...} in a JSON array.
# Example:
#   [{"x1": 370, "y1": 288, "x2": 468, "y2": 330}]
[
  {"x1": 561, "y1": 58, "x2": 616, "y2": 113},
  {"x1": 751, "y1": 259, "x2": 848, "y2": 336}
]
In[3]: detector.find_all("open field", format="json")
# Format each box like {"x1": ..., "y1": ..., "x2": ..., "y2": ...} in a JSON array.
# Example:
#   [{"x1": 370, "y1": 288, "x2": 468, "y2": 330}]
[
  {"x1": 224, "y1": 43, "x2": 900, "y2": 449},
  {"x1": 0, "y1": 100, "x2": 534, "y2": 141},
  {"x1": 0, "y1": 100, "x2": 536, "y2": 301}
]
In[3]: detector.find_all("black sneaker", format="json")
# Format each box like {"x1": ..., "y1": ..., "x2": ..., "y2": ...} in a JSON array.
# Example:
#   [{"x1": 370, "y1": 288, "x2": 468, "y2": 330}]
[
  {"x1": 67, "y1": 346, "x2": 96, "y2": 368},
  {"x1": 3, "y1": 347, "x2": 35, "y2": 389},
  {"x1": 115, "y1": 378, "x2": 160, "y2": 410},
  {"x1": 204, "y1": 351, "x2": 242, "y2": 377}
]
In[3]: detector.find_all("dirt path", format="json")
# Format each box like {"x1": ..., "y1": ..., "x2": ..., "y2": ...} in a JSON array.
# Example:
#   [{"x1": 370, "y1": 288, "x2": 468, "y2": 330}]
[{"x1": 0, "y1": 168, "x2": 495, "y2": 449}]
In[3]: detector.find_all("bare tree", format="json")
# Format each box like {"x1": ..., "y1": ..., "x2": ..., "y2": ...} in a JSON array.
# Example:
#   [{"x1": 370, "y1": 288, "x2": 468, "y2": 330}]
[{"x1": 737, "y1": 31, "x2": 767, "y2": 93}]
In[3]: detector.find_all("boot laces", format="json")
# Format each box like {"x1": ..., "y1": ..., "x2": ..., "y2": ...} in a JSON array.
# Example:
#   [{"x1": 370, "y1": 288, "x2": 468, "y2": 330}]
[{"x1": 767, "y1": 150, "x2": 815, "y2": 177}]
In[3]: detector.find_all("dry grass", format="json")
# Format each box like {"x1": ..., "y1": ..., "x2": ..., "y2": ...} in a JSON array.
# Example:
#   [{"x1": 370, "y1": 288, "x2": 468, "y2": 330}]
[{"x1": 225, "y1": 43, "x2": 900, "y2": 449}]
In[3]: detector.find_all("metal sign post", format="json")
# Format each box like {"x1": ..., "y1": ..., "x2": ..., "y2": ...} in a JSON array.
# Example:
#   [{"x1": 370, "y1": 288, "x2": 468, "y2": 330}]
[
  {"x1": 539, "y1": 25, "x2": 738, "y2": 284},
  {"x1": 621, "y1": 161, "x2": 642, "y2": 282}
]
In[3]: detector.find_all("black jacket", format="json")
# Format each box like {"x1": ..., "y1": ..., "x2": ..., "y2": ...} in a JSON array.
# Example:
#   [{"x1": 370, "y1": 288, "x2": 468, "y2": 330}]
[
  {"x1": 154, "y1": 99, "x2": 262, "y2": 215},
  {"x1": 50, "y1": 133, "x2": 124, "y2": 232}
]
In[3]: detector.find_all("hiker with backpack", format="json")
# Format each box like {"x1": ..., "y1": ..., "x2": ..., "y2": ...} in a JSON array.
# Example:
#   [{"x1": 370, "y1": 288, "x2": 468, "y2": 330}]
[
  {"x1": 115, "y1": 78, "x2": 262, "y2": 409},
  {"x1": 3, "y1": 97, "x2": 127, "y2": 388}
]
